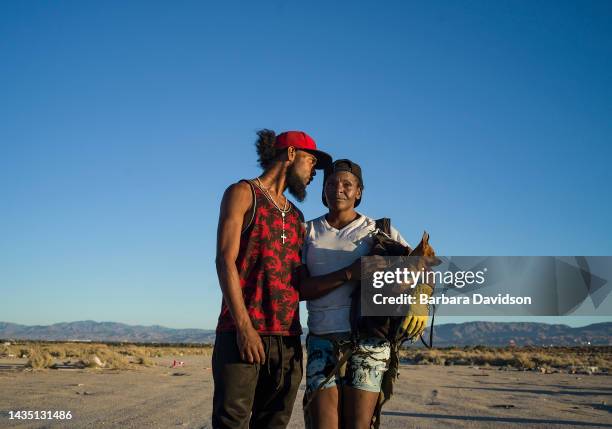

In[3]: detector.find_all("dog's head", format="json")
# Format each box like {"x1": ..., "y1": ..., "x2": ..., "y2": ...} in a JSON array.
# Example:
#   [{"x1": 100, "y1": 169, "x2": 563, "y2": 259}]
[
  {"x1": 409, "y1": 231, "x2": 442, "y2": 267},
  {"x1": 391, "y1": 232, "x2": 442, "y2": 293}
]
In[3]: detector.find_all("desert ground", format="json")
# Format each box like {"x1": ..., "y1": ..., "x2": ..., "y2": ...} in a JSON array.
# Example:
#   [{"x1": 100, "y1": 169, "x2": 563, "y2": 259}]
[{"x1": 0, "y1": 346, "x2": 610, "y2": 429}]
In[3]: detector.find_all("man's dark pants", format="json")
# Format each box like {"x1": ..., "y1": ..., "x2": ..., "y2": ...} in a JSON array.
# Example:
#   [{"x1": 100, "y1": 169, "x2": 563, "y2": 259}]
[{"x1": 212, "y1": 331, "x2": 303, "y2": 429}]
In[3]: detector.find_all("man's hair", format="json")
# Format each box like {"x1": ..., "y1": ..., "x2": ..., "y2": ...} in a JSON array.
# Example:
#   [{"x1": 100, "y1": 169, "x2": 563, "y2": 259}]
[{"x1": 255, "y1": 129, "x2": 280, "y2": 169}]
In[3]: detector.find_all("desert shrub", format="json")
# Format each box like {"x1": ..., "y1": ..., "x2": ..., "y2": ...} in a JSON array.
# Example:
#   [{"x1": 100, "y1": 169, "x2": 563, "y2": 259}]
[
  {"x1": 135, "y1": 356, "x2": 154, "y2": 366},
  {"x1": 116, "y1": 345, "x2": 148, "y2": 359},
  {"x1": 94, "y1": 346, "x2": 130, "y2": 369},
  {"x1": 511, "y1": 353, "x2": 534, "y2": 369},
  {"x1": 64, "y1": 348, "x2": 81, "y2": 358},
  {"x1": 592, "y1": 356, "x2": 609, "y2": 371},
  {"x1": 83, "y1": 356, "x2": 102, "y2": 368},
  {"x1": 398, "y1": 346, "x2": 612, "y2": 371},
  {"x1": 26, "y1": 348, "x2": 54, "y2": 369},
  {"x1": 150, "y1": 350, "x2": 163, "y2": 358},
  {"x1": 46, "y1": 346, "x2": 66, "y2": 359}
]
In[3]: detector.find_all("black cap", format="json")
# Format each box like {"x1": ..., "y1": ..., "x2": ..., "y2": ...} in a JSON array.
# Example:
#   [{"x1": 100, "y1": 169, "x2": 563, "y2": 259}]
[{"x1": 322, "y1": 159, "x2": 364, "y2": 207}]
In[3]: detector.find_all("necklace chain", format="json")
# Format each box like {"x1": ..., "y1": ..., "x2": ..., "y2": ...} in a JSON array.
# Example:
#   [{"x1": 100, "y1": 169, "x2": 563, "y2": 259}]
[
  {"x1": 255, "y1": 178, "x2": 290, "y2": 212},
  {"x1": 255, "y1": 178, "x2": 290, "y2": 244}
]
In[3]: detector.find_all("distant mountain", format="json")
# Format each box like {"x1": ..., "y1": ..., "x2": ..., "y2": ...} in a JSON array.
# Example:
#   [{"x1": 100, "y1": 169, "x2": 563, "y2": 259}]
[
  {"x1": 0, "y1": 320, "x2": 610, "y2": 346},
  {"x1": 0, "y1": 321, "x2": 216, "y2": 344},
  {"x1": 424, "y1": 321, "x2": 611, "y2": 347}
]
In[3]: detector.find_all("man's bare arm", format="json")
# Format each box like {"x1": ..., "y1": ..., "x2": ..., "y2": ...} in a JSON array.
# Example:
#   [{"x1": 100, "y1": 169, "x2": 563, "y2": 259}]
[{"x1": 215, "y1": 181, "x2": 265, "y2": 364}]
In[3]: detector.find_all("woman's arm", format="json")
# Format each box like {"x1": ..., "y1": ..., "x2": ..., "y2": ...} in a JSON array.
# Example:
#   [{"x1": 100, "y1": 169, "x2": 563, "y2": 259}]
[{"x1": 297, "y1": 259, "x2": 361, "y2": 301}]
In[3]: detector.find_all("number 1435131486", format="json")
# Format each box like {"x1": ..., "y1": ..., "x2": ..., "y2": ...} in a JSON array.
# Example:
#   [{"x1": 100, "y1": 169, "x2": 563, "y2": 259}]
[{"x1": 8, "y1": 410, "x2": 72, "y2": 420}]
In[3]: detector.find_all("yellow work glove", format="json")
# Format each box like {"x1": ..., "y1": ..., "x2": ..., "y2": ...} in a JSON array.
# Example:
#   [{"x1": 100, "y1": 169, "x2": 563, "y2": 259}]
[
  {"x1": 400, "y1": 283, "x2": 433, "y2": 339},
  {"x1": 401, "y1": 314, "x2": 428, "y2": 339}
]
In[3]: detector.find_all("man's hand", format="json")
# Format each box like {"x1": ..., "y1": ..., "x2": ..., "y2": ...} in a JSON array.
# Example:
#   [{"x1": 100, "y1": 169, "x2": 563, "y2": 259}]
[{"x1": 236, "y1": 324, "x2": 265, "y2": 364}]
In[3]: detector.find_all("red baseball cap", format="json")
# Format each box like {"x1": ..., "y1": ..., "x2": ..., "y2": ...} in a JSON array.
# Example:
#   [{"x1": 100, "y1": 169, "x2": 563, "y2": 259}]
[{"x1": 275, "y1": 131, "x2": 332, "y2": 170}]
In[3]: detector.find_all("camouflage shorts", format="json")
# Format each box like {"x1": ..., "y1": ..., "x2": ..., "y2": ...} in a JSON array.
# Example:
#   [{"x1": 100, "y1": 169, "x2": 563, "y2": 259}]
[{"x1": 306, "y1": 333, "x2": 390, "y2": 393}]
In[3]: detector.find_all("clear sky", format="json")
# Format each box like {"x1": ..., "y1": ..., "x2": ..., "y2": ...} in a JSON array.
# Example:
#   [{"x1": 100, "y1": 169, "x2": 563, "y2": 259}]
[{"x1": 1, "y1": 1, "x2": 611, "y2": 330}]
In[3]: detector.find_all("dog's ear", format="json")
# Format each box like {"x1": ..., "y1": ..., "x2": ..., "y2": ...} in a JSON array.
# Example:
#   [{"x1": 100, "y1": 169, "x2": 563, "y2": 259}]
[{"x1": 422, "y1": 231, "x2": 429, "y2": 243}]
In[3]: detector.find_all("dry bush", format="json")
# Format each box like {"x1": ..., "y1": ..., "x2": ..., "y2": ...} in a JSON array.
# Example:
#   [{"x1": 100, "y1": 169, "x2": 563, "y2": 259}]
[
  {"x1": 89, "y1": 345, "x2": 130, "y2": 369},
  {"x1": 25, "y1": 348, "x2": 55, "y2": 369},
  {"x1": 513, "y1": 353, "x2": 536, "y2": 369},
  {"x1": 46, "y1": 346, "x2": 66, "y2": 359},
  {"x1": 123, "y1": 344, "x2": 212, "y2": 358},
  {"x1": 135, "y1": 356, "x2": 154, "y2": 366},
  {"x1": 399, "y1": 346, "x2": 611, "y2": 372},
  {"x1": 148, "y1": 349, "x2": 164, "y2": 358},
  {"x1": 117, "y1": 345, "x2": 143, "y2": 357},
  {"x1": 592, "y1": 356, "x2": 609, "y2": 370},
  {"x1": 61, "y1": 347, "x2": 80, "y2": 358},
  {"x1": 0, "y1": 345, "x2": 10, "y2": 357}
]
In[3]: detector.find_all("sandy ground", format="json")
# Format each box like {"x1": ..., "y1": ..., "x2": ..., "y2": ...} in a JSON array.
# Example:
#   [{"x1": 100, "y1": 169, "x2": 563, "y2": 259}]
[{"x1": 0, "y1": 356, "x2": 610, "y2": 429}]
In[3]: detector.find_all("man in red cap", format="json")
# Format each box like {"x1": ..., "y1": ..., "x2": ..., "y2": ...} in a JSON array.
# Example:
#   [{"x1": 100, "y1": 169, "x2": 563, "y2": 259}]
[{"x1": 212, "y1": 129, "x2": 331, "y2": 429}]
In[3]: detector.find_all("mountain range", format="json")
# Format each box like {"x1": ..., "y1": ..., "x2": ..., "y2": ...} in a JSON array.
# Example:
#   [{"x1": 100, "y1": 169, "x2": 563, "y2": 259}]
[{"x1": 1, "y1": 320, "x2": 610, "y2": 346}]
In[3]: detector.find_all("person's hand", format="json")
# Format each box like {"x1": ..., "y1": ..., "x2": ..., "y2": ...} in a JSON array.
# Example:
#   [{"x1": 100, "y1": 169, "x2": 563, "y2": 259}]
[
  {"x1": 400, "y1": 283, "x2": 432, "y2": 339},
  {"x1": 236, "y1": 324, "x2": 265, "y2": 364},
  {"x1": 401, "y1": 314, "x2": 428, "y2": 339}
]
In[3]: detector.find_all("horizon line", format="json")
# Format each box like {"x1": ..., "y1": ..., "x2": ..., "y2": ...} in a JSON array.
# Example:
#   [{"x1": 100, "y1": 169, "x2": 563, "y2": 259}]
[{"x1": 2, "y1": 318, "x2": 611, "y2": 330}]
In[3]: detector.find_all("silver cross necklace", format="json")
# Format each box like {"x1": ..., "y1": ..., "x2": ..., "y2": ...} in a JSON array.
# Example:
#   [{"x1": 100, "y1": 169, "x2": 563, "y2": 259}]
[{"x1": 255, "y1": 178, "x2": 291, "y2": 244}]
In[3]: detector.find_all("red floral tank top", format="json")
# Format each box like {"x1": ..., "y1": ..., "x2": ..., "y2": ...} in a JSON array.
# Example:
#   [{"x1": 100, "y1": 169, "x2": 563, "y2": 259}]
[{"x1": 216, "y1": 180, "x2": 304, "y2": 335}]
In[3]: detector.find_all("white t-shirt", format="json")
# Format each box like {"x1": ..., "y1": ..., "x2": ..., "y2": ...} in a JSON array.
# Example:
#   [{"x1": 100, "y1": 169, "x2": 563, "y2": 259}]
[{"x1": 303, "y1": 213, "x2": 409, "y2": 335}]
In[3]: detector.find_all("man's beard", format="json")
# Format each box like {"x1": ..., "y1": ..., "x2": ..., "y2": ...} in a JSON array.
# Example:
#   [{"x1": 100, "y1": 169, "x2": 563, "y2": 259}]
[{"x1": 286, "y1": 164, "x2": 307, "y2": 202}]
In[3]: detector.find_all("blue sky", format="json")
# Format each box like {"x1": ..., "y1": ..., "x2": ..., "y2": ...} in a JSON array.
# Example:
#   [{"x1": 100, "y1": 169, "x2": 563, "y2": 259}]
[{"x1": 1, "y1": 1, "x2": 611, "y2": 329}]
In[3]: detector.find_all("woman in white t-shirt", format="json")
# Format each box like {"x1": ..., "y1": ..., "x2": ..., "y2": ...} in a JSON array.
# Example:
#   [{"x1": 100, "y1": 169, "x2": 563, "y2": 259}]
[{"x1": 298, "y1": 159, "x2": 411, "y2": 429}]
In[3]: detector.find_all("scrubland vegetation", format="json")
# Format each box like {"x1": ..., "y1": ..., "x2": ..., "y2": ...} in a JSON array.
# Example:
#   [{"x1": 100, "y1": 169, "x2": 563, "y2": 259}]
[
  {"x1": 0, "y1": 341, "x2": 213, "y2": 370},
  {"x1": 399, "y1": 345, "x2": 610, "y2": 373},
  {"x1": 1, "y1": 341, "x2": 609, "y2": 374}
]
